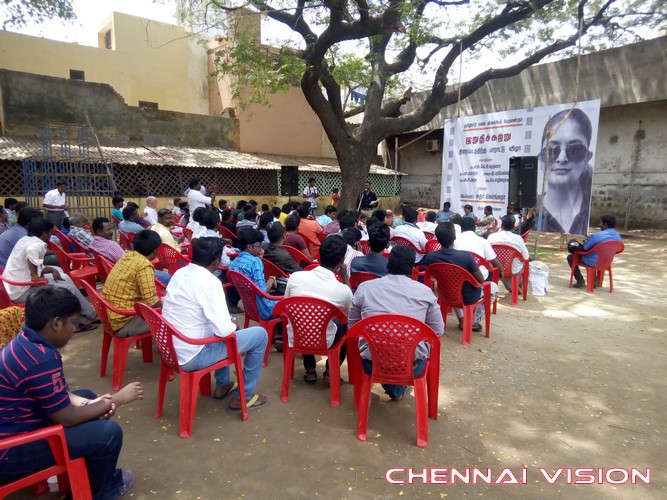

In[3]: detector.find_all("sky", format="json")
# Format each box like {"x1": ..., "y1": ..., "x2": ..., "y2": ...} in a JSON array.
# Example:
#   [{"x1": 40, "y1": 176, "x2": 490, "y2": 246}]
[{"x1": 6, "y1": 0, "x2": 179, "y2": 46}]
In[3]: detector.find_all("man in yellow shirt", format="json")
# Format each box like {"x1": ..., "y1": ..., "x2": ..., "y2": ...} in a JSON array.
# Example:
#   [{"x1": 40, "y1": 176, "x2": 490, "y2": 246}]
[
  {"x1": 103, "y1": 230, "x2": 162, "y2": 337},
  {"x1": 151, "y1": 209, "x2": 184, "y2": 250}
]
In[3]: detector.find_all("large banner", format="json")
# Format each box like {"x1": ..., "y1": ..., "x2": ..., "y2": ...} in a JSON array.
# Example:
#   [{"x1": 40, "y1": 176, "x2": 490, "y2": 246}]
[{"x1": 441, "y1": 99, "x2": 601, "y2": 235}]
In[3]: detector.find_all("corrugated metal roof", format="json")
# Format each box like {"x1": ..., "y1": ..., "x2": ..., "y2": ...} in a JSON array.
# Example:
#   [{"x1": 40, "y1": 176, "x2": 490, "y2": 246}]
[{"x1": 0, "y1": 136, "x2": 404, "y2": 175}]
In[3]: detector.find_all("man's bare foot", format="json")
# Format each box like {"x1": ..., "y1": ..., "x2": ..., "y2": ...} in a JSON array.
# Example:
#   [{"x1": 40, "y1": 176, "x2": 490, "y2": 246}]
[{"x1": 113, "y1": 382, "x2": 144, "y2": 406}]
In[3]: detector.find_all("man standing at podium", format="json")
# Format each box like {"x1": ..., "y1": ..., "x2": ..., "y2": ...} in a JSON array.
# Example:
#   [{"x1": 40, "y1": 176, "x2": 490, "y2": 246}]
[{"x1": 357, "y1": 181, "x2": 378, "y2": 217}]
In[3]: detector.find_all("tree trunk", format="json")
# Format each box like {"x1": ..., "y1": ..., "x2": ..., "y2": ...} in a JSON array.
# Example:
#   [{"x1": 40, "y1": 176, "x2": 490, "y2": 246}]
[{"x1": 335, "y1": 141, "x2": 375, "y2": 212}]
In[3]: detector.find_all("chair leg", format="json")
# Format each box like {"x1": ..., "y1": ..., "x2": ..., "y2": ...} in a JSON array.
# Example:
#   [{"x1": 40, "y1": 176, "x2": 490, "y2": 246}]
[
  {"x1": 461, "y1": 306, "x2": 472, "y2": 345},
  {"x1": 100, "y1": 333, "x2": 112, "y2": 377},
  {"x1": 328, "y1": 351, "x2": 341, "y2": 408},
  {"x1": 281, "y1": 348, "x2": 295, "y2": 403},
  {"x1": 608, "y1": 269, "x2": 614, "y2": 293},
  {"x1": 156, "y1": 364, "x2": 169, "y2": 418},
  {"x1": 522, "y1": 269, "x2": 529, "y2": 301},
  {"x1": 179, "y1": 374, "x2": 195, "y2": 439},
  {"x1": 232, "y1": 355, "x2": 248, "y2": 421},
  {"x1": 510, "y1": 276, "x2": 518, "y2": 305},
  {"x1": 111, "y1": 338, "x2": 130, "y2": 392},
  {"x1": 356, "y1": 375, "x2": 372, "y2": 442},
  {"x1": 427, "y1": 361, "x2": 439, "y2": 420},
  {"x1": 414, "y1": 378, "x2": 429, "y2": 448},
  {"x1": 586, "y1": 267, "x2": 595, "y2": 293},
  {"x1": 141, "y1": 337, "x2": 153, "y2": 363}
]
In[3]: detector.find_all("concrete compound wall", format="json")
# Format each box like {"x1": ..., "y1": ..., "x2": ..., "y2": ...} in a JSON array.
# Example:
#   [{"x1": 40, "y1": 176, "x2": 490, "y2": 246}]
[
  {"x1": 0, "y1": 70, "x2": 239, "y2": 148},
  {"x1": 396, "y1": 37, "x2": 667, "y2": 228}
]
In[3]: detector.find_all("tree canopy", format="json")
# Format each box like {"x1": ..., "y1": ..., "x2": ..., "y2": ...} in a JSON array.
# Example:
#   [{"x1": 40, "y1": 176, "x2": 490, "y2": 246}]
[
  {"x1": 1, "y1": 0, "x2": 75, "y2": 29},
  {"x1": 180, "y1": 0, "x2": 664, "y2": 209}
]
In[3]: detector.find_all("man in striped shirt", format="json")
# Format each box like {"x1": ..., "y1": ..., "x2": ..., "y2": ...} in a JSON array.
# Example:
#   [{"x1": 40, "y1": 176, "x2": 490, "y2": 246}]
[{"x1": 0, "y1": 286, "x2": 143, "y2": 497}]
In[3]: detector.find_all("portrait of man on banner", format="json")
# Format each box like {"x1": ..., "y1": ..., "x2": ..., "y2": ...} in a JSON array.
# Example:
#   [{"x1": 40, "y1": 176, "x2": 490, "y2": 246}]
[{"x1": 537, "y1": 108, "x2": 595, "y2": 235}]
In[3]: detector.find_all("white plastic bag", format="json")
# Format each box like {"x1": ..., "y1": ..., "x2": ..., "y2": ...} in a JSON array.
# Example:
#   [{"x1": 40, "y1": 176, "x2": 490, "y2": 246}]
[{"x1": 529, "y1": 261, "x2": 549, "y2": 296}]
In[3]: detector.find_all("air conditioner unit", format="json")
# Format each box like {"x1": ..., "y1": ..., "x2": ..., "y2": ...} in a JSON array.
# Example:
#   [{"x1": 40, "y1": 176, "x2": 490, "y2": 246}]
[{"x1": 425, "y1": 139, "x2": 441, "y2": 152}]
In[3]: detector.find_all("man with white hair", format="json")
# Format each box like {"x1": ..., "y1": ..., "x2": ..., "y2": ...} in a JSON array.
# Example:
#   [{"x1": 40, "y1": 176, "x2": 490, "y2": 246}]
[{"x1": 142, "y1": 197, "x2": 158, "y2": 226}]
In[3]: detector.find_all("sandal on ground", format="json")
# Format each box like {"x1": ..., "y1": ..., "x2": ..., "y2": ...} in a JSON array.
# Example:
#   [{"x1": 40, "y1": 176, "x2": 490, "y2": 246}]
[
  {"x1": 227, "y1": 394, "x2": 268, "y2": 414},
  {"x1": 212, "y1": 382, "x2": 238, "y2": 400}
]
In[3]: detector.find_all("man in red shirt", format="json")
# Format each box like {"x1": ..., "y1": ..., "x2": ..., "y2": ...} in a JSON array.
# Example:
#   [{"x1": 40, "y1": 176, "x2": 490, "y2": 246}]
[{"x1": 296, "y1": 204, "x2": 322, "y2": 255}]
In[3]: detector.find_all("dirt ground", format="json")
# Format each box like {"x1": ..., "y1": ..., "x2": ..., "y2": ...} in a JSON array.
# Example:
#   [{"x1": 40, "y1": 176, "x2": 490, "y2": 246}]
[{"x1": 12, "y1": 230, "x2": 667, "y2": 500}]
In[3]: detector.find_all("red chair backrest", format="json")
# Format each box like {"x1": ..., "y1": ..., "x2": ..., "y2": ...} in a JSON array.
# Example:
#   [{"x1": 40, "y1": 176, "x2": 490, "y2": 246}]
[
  {"x1": 273, "y1": 296, "x2": 347, "y2": 352},
  {"x1": 0, "y1": 278, "x2": 13, "y2": 309},
  {"x1": 589, "y1": 241, "x2": 625, "y2": 269},
  {"x1": 89, "y1": 250, "x2": 115, "y2": 284},
  {"x1": 118, "y1": 231, "x2": 134, "y2": 251},
  {"x1": 284, "y1": 245, "x2": 314, "y2": 267},
  {"x1": 111, "y1": 215, "x2": 122, "y2": 226},
  {"x1": 0, "y1": 272, "x2": 47, "y2": 308},
  {"x1": 52, "y1": 228, "x2": 73, "y2": 250},
  {"x1": 347, "y1": 314, "x2": 440, "y2": 383},
  {"x1": 157, "y1": 243, "x2": 190, "y2": 275},
  {"x1": 349, "y1": 272, "x2": 380, "y2": 291},
  {"x1": 359, "y1": 240, "x2": 371, "y2": 255},
  {"x1": 469, "y1": 252, "x2": 498, "y2": 281},
  {"x1": 183, "y1": 227, "x2": 194, "y2": 241},
  {"x1": 316, "y1": 232, "x2": 328, "y2": 244},
  {"x1": 391, "y1": 236, "x2": 426, "y2": 254},
  {"x1": 226, "y1": 270, "x2": 264, "y2": 323},
  {"x1": 261, "y1": 258, "x2": 289, "y2": 280},
  {"x1": 219, "y1": 226, "x2": 236, "y2": 240},
  {"x1": 134, "y1": 302, "x2": 181, "y2": 373},
  {"x1": 172, "y1": 214, "x2": 181, "y2": 226},
  {"x1": 424, "y1": 232, "x2": 436, "y2": 241},
  {"x1": 490, "y1": 244, "x2": 528, "y2": 278},
  {"x1": 425, "y1": 240, "x2": 441, "y2": 252},
  {"x1": 424, "y1": 263, "x2": 480, "y2": 309},
  {"x1": 81, "y1": 281, "x2": 119, "y2": 337},
  {"x1": 521, "y1": 229, "x2": 530, "y2": 242}
]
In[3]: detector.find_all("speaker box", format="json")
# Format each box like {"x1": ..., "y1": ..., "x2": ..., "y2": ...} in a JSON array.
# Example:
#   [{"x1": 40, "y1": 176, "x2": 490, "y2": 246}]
[
  {"x1": 508, "y1": 156, "x2": 538, "y2": 208},
  {"x1": 280, "y1": 165, "x2": 299, "y2": 196}
]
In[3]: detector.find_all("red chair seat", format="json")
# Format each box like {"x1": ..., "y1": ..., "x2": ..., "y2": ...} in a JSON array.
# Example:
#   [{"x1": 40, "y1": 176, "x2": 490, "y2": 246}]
[
  {"x1": 0, "y1": 272, "x2": 47, "y2": 309},
  {"x1": 346, "y1": 314, "x2": 441, "y2": 447},
  {"x1": 568, "y1": 240, "x2": 624, "y2": 293},
  {"x1": 47, "y1": 241, "x2": 98, "y2": 290},
  {"x1": 135, "y1": 303, "x2": 248, "y2": 438}
]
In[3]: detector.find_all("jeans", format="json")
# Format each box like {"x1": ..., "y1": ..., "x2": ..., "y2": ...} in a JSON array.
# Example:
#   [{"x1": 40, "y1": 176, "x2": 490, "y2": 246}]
[
  {"x1": 180, "y1": 327, "x2": 268, "y2": 400},
  {"x1": 303, "y1": 319, "x2": 346, "y2": 371},
  {"x1": 361, "y1": 358, "x2": 427, "y2": 399},
  {"x1": 154, "y1": 270, "x2": 171, "y2": 285},
  {"x1": 0, "y1": 390, "x2": 125, "y2": 500},
  {"x1": 567, "y1": 253, "x2": 585, "y2": 283}
]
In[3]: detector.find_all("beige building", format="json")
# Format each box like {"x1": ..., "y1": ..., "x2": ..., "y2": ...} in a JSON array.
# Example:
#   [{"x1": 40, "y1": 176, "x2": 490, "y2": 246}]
[{"x1": 0, "y1": 12, "x2": 209, "y2": 115}]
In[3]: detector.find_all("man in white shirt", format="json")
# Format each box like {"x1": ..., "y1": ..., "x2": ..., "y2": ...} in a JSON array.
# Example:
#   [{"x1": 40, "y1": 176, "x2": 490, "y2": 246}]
[
  {"x1": 488, "y1": 215, "x2": 530, "y2": 293},
  {"x1": 453, "y1": 217, "x2": 503, "y2": 280},
  {"x1": 187, "y1": 178, "x2": 215, "y2": 212},
  {"x1": 162, "y1": 237, "x2": 268, "y2": 413},
  {"x1": 142, "y1": 197, "x2": 158, "y2": 226},
  {"x1": 4, "y1": 218, "x2": 98, "y2": 330},
  {"x1": 302, "y1": 177, "x2": 318, "y2": 216},
  {"x1": 284, "y1": 235, "x2": 353, "y2": 384},
  {"x1": 417, "y1": 211, "x2": 438, "y2": 233},
  {"x1": 43, "y1": 180, "x2": 68, "y2": 229},
  {"x1": 392, "y1": 206, "x2": 427, "y2": 263}
]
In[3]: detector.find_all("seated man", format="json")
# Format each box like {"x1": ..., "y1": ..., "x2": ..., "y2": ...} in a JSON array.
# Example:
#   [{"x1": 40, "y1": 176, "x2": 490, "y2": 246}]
[
  {"x1": 295, "y1": 204, "x2": 323, "y2": 254},
  {"x1": 316, "y1": 205, "x2": 337, "y2": 228},
  {"x1": 350, "y1": 223, "x2": 390, "y2": 277},
  {"x1": 284, "y1": 235, "x2": 352, "y2": 383},
  {"x1": 488, "y1": 215, "x2": 530, "y2": 292},
  {"x1": 142, "y1": 196, "x2": 158, "y2": 226},
  {"x1": 118, "y1": 205, "x2": 145, "y2": 234},
  {"x1": 417, "y1": 211, "x2": 438, "y2": 233},
  {"x1": 341, "y1": 227, "x2": 364, "y2": 275},
  {"x1": 67, "y1": 213, "x2": 93, "y2": 248},
  {"x1": 567, "y1": 214, "x2": 622, "y2": 289},
  {"x1": 4, "y1": 218, "x2": 99, "y2": 331},
  {"x1": 393, "y1": 206, "x2": 427, "y2": 263},
  {"x1": 0, "y1": 207, "x2": 42, "y2": 268},
  {"x1": 436, "y1": 202, "x2": 454, "y2": 223},
  {"x1": 111, "y1": 196, "x2": 125, "y2": 221},
  {"x1": 263, "y1": 222, "x2": 302, "y2": 275},
  {"x1": 163, "y1": 238, "x2": 269, "y2": 413},
  {"x1": 126, "y1": 202, "x2": 150, "y2": 228},
  {"x1": 454, "y1": 217, "x2": 503, "y2": 279},
  {"x1": 284, "y1": 213, "x2": 315, "y2": 262},
  {"x1": 0, "y1": 286, "x2": 143, "y2": 497},
  {"x1": 349, "y1": 245, "x2": 444, "y2": 401},
  {"x1": 200, "y1": 209, "x2": 236, "y2": 268},
  {"x1": 424, "y1": 222, "x2": 490, "y2": 332},
  {"x1": 103, "y1": 230, "x2": 162, "y2": 337},
  {"x1": 151, "y1": 208, "x2": 185, "y2": 251}
]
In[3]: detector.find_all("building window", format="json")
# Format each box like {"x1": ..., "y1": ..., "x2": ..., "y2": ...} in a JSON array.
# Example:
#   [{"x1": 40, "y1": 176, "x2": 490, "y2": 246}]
[
  {"x1": 104, "y1": 30, "x2": 112, "y2": 49},
  {"x1": 69, "y1": 70, "x2": 85, "y2": 81},
  {"x1": 139, "y1": 101, "x2": 159, "y2": 111}
]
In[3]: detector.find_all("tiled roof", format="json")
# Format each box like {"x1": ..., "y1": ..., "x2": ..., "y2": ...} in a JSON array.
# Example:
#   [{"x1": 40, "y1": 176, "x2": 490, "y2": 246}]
[{"x1": 0, "y1": 136, "x2": 404, "y2": 176}]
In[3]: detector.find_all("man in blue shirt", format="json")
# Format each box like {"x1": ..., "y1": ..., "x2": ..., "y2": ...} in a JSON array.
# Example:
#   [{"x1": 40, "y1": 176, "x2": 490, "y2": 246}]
[
  {"x1": 436, "y1": 202, "x2": 454, "y2": 223},
  {"x1": 118, "y1": 205, "x2": 145, "y2": 234},
  {"x1": 0, "y1": 207, "x2": 42, "y2": 268},
  {"x1": 567, "y1": 214, "x2": 622, "y2": 288},
  {"x1": 350, "y1": 223, "x2": 390, "y2": 276}
]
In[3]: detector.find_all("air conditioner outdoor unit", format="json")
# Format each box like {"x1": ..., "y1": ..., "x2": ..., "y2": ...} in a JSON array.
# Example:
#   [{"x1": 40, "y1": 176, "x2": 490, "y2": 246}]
[{"x1": 425, "y1": 139, "x2": 441, "y2": 152}]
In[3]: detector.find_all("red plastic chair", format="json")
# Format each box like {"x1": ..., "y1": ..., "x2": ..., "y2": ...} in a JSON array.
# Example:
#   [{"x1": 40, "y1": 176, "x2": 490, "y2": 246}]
[
  {"x1": 134, "y1": 302, "x2": 248, "y2": 438},
  {"x1": 118, "y1": 231, "x2": 134, "y2": 251},
  {"x1": 391, "y1": 236, "x2": 427, "y2": 257},
  {"x1": 284, "y1": 245, "x2": 316, "y2": 267},
  {"x1": 182, "y1": 227, "x2": 194, "y2": 241},
  {"x1": 424, "y1": 263, "x2": 491, "y2": 345},
  {"x1": 0, "y1": 425, "x2": 92, "y2": 499},
  {"x1": 81, "y1": 281, "x2": 153, "y2": 391},
  {"x1": 156, "y1": 243, "x2": 191, "y2": 275},
  {"x1": 219, "y1": 226, "x2": 237, "y2": 240},
  {"x1": 568, "y1": 240, "x2": 624, "y2": 293},
  {"x1": 521, "y1": 228, "x2": 531, "y2": 242},
  {"x1": 89, "y1": 250, "x2": 115, "y2": 284},
  {"x1": 226, "y1": 270, "x2": 283, "y2": 367},
  {"x1": 346, "y1": 314, "x2": 440, "y2": 448},
  {"x1": 424, "y1": 240, "x2": 441, "y2": 253},
  {"x1": 469, "y1": 252, "x2": 500, "y2": 314},
  {"x1": 261, "y1": 258, "x2": 290, "y2": 280},
  {"x1": 359, "y1": 240, "x2": 371, "y2": 255},
  {"x1": 111, "y1": 215, "x2": 122, "y2": 227},
  {"x1": 316, "y1": 232, "x2": 328, "y2": 244},
  {"x1": 273, "y1": 297, "x2": 348, "y2": 407},
  {"x1": 0, "y1": 272, "x2": 47, "y2": 309},
  {"x1": 423, "y1": 231, "x2": 436, "y2": 241},
  {"x1": 47, "y1": 241, "x2": 97, "y2": 290},
  {"x1": 490, "y1": 243, "x2": 529, "y2": 305},
  {"x1": 349, "y1": 272, "x2": 380, "y2": 291}
]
